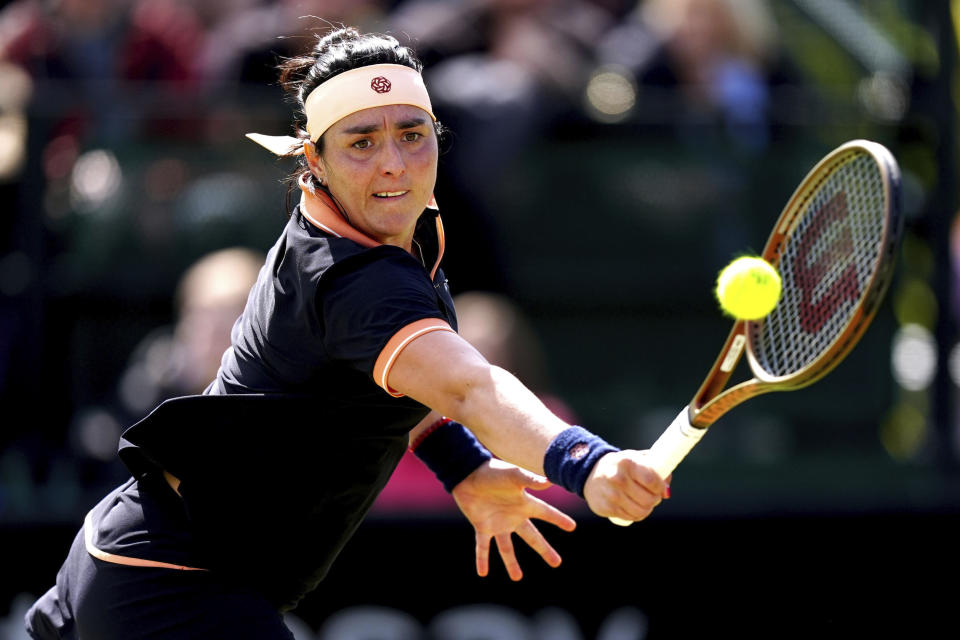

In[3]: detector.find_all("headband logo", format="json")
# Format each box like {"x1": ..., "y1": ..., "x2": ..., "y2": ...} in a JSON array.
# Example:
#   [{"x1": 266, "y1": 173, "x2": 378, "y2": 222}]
[{"x1": 370, "y1": 76, "x2": 392, "y2": 94}]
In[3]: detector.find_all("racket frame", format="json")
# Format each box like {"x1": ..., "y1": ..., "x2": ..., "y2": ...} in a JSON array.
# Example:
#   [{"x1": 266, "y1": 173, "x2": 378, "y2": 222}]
[
  {"x1": 689, "y1": 139, "x2": 903, "y2": 428},
  {"x1": 609, "y1": 139, "x2": 902, "y2": 526}
]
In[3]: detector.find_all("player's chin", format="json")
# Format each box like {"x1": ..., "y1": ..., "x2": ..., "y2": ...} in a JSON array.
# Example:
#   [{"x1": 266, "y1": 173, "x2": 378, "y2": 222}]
[{"x1": 368, "y1": 204, "x2": 423, "y2": 234}]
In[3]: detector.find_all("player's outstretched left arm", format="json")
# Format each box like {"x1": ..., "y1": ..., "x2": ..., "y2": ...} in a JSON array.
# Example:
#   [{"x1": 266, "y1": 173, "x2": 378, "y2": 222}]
[{"x1": 391, "y1": 330, "x2": 668, "y2": 524}]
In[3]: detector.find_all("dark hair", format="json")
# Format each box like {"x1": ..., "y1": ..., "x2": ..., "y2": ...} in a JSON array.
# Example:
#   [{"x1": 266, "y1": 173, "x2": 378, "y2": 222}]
[{"x1": 277, "y1": 26, "x2": 444, "y2": 203}]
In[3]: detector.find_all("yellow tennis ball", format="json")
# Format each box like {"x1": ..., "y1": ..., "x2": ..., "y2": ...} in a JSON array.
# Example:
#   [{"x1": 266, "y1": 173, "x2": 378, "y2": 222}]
[{"x1": 715, "y1": 256, "x2": 782, "y2": 320}]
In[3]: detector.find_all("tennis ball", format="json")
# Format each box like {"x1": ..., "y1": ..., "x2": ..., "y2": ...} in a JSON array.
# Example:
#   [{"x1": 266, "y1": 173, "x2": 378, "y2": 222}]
[{"x1": 715, "y1": 256, "x2": 782, "y2": 320}]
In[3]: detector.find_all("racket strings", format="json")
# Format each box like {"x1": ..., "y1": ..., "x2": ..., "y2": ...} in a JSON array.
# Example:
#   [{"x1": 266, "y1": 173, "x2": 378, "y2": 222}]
[{"x1": 751, "y1": 153, "x2": 886, "y2": 378}]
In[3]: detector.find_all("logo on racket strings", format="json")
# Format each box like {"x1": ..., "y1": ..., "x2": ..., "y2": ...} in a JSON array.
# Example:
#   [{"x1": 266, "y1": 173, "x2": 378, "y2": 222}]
[{"x1": 793, "y1": 191, "x2": 860, "y2": 334}]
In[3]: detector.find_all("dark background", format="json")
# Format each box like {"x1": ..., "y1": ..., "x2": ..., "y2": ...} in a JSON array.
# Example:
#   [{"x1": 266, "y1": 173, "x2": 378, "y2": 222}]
[{"x1": 1, "y1": 0, "x2": 958, "y2": 637}]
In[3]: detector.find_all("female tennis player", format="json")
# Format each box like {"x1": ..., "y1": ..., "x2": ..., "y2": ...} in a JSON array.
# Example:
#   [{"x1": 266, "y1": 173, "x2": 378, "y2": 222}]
[{"x1": 26, "y1": 26, "x2": 669, "y2": 639}]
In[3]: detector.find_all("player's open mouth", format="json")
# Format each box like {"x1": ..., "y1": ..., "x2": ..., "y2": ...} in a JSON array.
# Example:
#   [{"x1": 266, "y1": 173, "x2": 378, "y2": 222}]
[{"x1": 373, "y1": 191, "x2": 408, "y2": 198}]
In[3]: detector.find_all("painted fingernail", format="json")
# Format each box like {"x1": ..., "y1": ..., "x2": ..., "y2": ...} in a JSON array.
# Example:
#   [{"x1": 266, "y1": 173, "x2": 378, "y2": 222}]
[{"x1": 665, "y1": 484, "x2": 672, "y2": 499}]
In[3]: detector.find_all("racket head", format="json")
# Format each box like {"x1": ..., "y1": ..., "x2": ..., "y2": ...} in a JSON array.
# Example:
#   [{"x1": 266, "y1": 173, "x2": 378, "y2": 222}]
[{"x1": 745, "y1": 139, "x2": 903, "y2": 388}]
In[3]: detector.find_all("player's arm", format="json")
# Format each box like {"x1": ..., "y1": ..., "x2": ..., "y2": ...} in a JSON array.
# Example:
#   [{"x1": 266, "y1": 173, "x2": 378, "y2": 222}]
[
  {"x1": 392, "y1": 334, "x2": 567, "y2": 473},
  {"x1": 387, "y1": 329, "x2": 668, "y2": 523}
]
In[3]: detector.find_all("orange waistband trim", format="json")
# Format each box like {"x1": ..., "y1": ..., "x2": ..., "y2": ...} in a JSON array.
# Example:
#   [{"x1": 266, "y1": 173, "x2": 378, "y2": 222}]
[
  {"x1": 84, "y1": 509, "x2": 207, "y2": 572},
  {"x1": 164, "y1": 470, "x2": 181, "y2": 495}
]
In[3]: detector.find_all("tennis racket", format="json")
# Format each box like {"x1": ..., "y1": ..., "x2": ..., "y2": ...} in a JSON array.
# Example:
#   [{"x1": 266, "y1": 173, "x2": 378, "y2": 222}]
[{"x1": 612, "y1": 139, "x2": 903, "y2": 525}]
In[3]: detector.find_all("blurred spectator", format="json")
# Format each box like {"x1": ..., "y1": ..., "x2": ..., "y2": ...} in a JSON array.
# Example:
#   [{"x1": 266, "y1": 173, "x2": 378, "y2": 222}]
[
  {"x1": 0, "y1": 0, "x2": 124, "y2": 82},
  {"x1": 120, "y1": 0, "x2": 204, "y2": 88},
  {"x1": 0, "y1": 61, "x2": 31, "y2": 182},
  {"x1": 112, "y1": 246, "x2": 264, "y2": 417},
  {"x1": 374, "y1": 290, "x2": 581, "y2": 513},
  {"x1": 0, "y1": 0, "x2": 119, "y2": 150},
  {"x1": 117, "y1": 0, "x2": 206, "y2": 139},
  {"x1": 595, "y1": 0, "x2": 787, "y2": 150},
  {"x1": 0, "y1": 0, "x2": 206, "y2": 143}
]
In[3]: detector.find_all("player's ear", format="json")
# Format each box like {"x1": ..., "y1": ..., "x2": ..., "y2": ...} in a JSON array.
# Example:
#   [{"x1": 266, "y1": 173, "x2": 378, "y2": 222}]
[{"x1": 303, "y1": 140, "x2": 326, "y2": 186}]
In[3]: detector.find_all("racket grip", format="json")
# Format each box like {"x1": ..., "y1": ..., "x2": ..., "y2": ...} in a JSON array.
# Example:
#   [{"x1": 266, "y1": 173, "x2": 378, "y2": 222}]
[
  {"x1": 644, "y1": 405, "x2": 704, "y2": 478},
  {"x1": 609, "y1": 406, "x2": 705, "y2": 527}
]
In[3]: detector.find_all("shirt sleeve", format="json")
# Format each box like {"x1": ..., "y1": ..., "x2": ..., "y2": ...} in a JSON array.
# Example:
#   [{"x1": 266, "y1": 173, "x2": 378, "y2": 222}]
[{"x1": 318, "y1": 247, "x2": 455, "y2": 396}]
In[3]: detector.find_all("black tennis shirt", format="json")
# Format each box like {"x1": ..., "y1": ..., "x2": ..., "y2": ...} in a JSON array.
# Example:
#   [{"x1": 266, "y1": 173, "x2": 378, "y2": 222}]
[{"x1": 118, "y1": 183, "x2": 458, "y2": 610}]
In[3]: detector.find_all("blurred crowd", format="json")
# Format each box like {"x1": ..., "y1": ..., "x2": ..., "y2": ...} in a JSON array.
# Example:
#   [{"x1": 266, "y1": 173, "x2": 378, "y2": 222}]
[
  {"x1": 0, "y1": 3, "x2": 950, "y2": 639},
  {"x1": 0, "y1": 0, "x2": 816, "y2": 524},
  {"x1": 0, "y1": 0, "x2": 790, "y2": 141}
]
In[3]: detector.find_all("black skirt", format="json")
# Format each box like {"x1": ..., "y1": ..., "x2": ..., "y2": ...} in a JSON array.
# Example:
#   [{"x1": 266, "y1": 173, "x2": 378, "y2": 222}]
[{"x1": 25, "y1": 473, "x2": 295, "y2": 640}]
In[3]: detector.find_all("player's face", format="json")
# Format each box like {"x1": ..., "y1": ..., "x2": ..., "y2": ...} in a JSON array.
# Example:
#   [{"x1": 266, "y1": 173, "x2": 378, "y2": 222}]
[{"x1": 308, "y1": 104, "x2": 438, "y2": 251}]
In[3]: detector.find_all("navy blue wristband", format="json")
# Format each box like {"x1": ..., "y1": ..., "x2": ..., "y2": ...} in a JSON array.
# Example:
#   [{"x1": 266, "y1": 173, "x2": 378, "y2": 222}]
[
  {"x1": 543, "y1": 426, "x2": 620, "y2": 498},
  {"x1": 412, "y1": 419, "x2": 493, "y2": 492}
]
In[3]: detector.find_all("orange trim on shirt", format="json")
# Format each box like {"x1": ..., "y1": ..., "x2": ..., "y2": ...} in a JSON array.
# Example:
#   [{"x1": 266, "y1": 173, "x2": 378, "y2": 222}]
[
  {"x1": 163, "y1": 470, "x2": 182, "y2": 495},
  {"x1": 373, "y1": 318, "x2": 455, "y2": 397},
  {"x1": 299, "y1": 175, "x2": 380, "y2": 248},
  {"x1": 84, "y1": 510, "x2": 207, "y2": 572},
  {"x1": 431, "y1": 215, "x2": 445, "y2": 281}
]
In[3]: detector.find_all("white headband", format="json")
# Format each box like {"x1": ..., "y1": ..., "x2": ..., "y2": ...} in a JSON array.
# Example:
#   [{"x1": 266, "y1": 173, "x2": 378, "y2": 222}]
[{"x1": 246, "y1": 63, "x2": 435, "y2": 156}]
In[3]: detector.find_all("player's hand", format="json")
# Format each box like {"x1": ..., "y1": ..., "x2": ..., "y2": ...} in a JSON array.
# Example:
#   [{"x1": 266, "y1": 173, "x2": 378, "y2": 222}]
[
  {"x1": 452, "y1": 459, "x2": 576, "y2": 581},
  {"x1": 582, "y1": 450, "x2": 670, "y2": 523}
]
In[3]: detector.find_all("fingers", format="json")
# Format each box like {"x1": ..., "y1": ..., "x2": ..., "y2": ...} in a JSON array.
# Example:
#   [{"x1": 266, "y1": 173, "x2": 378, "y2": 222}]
[
  {"x1": 493, "y1": 533, "x2": 523, "y2": 581},
  {"x1": 527, "y1": 495, "x2": 577, "y2": 532},
  {"x1": 612, "y1": 493, "x2": 660, "y2": 523},
  {"x1": 475, "y1": 532, "x2": 490, "y2": 578},
  {"x1": 584, "y1": 451, "x2": 669, "y2": 523},
  {"x1": 481, "y1": 519, "x2": 570, "y2": 580},
  {"x1": 601, "y1": 482, "x2": 661, "y2": 523},
  {"x1": 614, "y1": 459, "x2": 666, "y2": 521},
  {"x1": 622, "y1": 455, "x2": 667, "y2": 494},
  {"x1": 515, "y1": 521, "x2": 562, "y2": 569}
]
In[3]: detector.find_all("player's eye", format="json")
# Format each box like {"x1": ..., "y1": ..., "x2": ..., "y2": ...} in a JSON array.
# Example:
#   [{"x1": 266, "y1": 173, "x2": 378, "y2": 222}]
[
  {"x1": 352, "y1": 139, "x2": 372, "y2": 150},
  {"x1": 402, "y1": 132, "x2": 422, "y2": 142}
]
